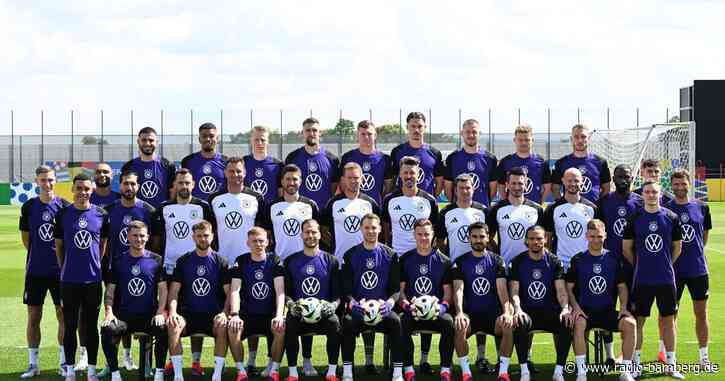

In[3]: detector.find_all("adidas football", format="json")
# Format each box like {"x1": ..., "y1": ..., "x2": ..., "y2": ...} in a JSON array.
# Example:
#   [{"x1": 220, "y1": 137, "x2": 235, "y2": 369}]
[
  {"x1": 362, "y1": 299, "x2": 383, "y2": 326},
  {"x1": 299, "y1": 297, "x2": 323, "y2": 324},
  {"x1": 412, "y1": 295, "x2": 439, "y2": 321}
]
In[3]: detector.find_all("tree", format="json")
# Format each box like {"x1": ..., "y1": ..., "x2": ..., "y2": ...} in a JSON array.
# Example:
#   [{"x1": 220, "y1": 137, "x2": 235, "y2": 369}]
[
  {"x1": 81, "y1": 136, "x2": 109, "y2": 145},
  {"x1": 376, "y1": 123, "x2": 402, "y2": 136},
  {"x1": 325, "y1": 118, "x2": 355, "y2": 137}
]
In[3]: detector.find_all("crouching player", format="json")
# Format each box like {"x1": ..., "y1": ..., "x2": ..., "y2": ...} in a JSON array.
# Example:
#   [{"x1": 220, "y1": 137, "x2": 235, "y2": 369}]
[
  {"x1": 100, "y1": 221, "x2": 168, "y2": 381},
  {"x1": 566, "y1": 220, "x2": 637, "y2": 381},
  {"x1": 452, "y1": 222, "x2": 514, "y2": 381},
  {"x1": 399, "y1": 219, "x2": 455, "y2": 381},
  {"x1": 227, "y1": 227, "x2": 287, "y2": 381},
  {"x1": 341, "y1": 214, "x2": 403, "y2": 381},
  {"x1": 167, "y1": 221, "x2": 230, "y2": 381}
]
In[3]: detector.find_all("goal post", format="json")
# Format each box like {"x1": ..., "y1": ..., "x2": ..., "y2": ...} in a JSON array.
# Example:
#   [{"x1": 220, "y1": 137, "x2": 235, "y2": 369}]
[{"x1": 589, "y1": 122, "x2": 698, "y2": 199}]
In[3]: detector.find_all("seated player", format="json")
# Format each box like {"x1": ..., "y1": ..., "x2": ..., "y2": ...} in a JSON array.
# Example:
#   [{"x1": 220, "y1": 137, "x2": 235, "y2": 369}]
[
  {"x1": 228, "y1": 228, "x2": 286, "y2": 381},
  {"x1": 283, "y1": 219, "x2": 342, "y2": 381},
  {"x1": 398, "y1": 219, "x2": 455, "y2": 381},
  {"x1": 100, "y1": 221, "x2": 168, "y2": 381},
  {"x1": 452, "y1": 222, "x2": 515, "y2": 381},
  {"x1": 166, "y1": 221, "x2": 230, "y2": 381},
  {"x1": 341, "y1": 214, "x2": 403, "y2": 381},
  {"x1": 509, "y1": 225, "x2": 572, "y2": 381},
  {"x1": 566, "y1": 220, "x2": 637, "y2": 381}
]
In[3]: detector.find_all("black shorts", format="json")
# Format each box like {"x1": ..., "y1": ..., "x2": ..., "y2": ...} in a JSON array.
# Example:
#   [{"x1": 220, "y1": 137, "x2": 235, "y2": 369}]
[
  {"x1": 23, "y1": 275, "x2": 61, "y2": 306},
  {"x1": 581, "y1": 308, "x2": 621, "y2": 332},
  {"x1": 524, "y1": 308, "x2": 565, "y2": 333},
  {"x1": 181, "y1": 313, "x2": 217, "y2": 337},
  {"x1": 466, "y1": 313, "x2": 498, "y2": 336},
  {"x1": 631, "y1": 283, "x2": 677, "y2": 317},
  {"x1": 676, "y1": 274, "x2": 709, "y2": 302},
  {"x1": 241, "y1": 314, "x2": 273, "y2": 340}
]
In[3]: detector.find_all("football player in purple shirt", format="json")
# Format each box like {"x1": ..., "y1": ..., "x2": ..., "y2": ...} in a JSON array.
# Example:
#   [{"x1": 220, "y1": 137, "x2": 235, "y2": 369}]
[
  {"x1": 100, "y1": 221, "x2": 167, "y2": 381},
  {"x1": 54, "y1": 173, "x2": 109, "y2": 381},
  {"x1": 228, "y1": 228, "x2": 286, "y2": 381},
  {"x1": 339, "y1": 120, "x2": 392, "y2": 205},
  {"x1": 623, "y1": 181, "x2": 684, "y2": 379},
  {"x1": 389, "y1": 112, "x2": 445, "y2": 197},
  {"x1": 495, "y1": 124, "x2": 551, "y2": 204},
  {"x1": 551, "y1": 124, "x2": 611, "y2": 202},
  {"x1": 122, "y1": 127, "x2": 176, "y2": 209},
  {"x1": 285, "y1": 118, "x2": 340, "y2": 211},
  {"x1": 634, "y1": 159, "x2": 674, "y2": 205},
  {"x1": 244, "y1": 125, "x2": 284, "y2": 205},
  {"x1": 20, "y1": 166, "x2": 70, "y2": 378},
  {"x1": 283, "y1": 219, "x2": 341, "y2": 381},
  {"x1": 90, "y1": 162, "x2": 120, "y2": 207},
  {"x1": 666, "y1": 169, "x2": 713, "y2": 369},
  {"x1": 566, "y1": 220, "x2": 637, "y2": 381},
  {"x1": 181, "y1": 123, "x2": 227, "y2": 201},
  {"x1": 167, "y1": 221, "x2": 230, "y2": 381},
  {"x1": 444, "y1": 119, "x2": 497, "y2": 206}
]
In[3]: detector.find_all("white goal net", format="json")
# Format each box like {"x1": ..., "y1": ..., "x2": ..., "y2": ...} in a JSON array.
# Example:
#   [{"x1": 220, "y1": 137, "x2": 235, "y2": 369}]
[{"x1": 589, "y1": 122, "x2": 697, "y2": 198}]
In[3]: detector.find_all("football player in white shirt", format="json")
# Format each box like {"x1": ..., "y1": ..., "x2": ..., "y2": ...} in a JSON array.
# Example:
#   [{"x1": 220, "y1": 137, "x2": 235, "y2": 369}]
[{"x1": 436, "y1": 174, "x2": 486, "y2": 261}]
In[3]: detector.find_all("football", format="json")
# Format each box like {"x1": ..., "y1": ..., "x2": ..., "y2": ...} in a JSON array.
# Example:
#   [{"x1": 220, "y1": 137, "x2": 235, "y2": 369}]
[
  {"x1": 412, "y1": 295, "x2": 439, "y2": 321},
  {"x1": 299, "y1": 297, "x2": 323, "y2": 324},
  {"x1": 362, "y1": 299, "x2": 383, "y2": 326}
]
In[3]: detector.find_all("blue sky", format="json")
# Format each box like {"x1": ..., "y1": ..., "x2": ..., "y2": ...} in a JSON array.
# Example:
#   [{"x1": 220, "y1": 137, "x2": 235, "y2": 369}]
[{"x1": 1, "y1": 0, "x2": 723, "y2": 135}]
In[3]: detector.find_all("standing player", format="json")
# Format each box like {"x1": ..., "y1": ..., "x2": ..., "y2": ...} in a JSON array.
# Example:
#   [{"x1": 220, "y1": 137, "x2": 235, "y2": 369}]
[
  {"x1": 54, "y1": 173, "x2": 109, "y2": 381},
  {"x1": 285, "y1": 118, "x2": 340, "y2": 211},
  {"x1": 444, "y1": 119, "x2": 497, "y2": 206},
  {"x1": 122, "y1": 127, "x2": 176, "y2": 209},
  {"x1": 566, "y1": 220, "x2": 637, "y2": 381},
  {"x1": 551, "y1": 124, "x2": 611, "y2": 202},
  {"x1": 339, "y1": 120, "x2": 393, "y2": 205},
  {"x1": 283, "y1": 219, "x2": 341, "y2": 381},
  {"x1": 509, "y1": 226, "x2": 572, "y2": 381},
  {"x1": 90, "y1": 162, "x2": 120, "y2": 207},
  {"x1": 340, "y1": 214, "x2": 403, "y2": 381},
  {"x1": 488, "y1": 167, "x2": 544, "y2": 265},
  {"x1": 167, "y1": 221, "x2": 230, "y2": 381},
  {"x1": 244, "y1": 126, "x2": 284, "y2": 205},
  {"x1": 543, "y1": 168, "x2": 598, "y2": 271},
  {"x1": 634, "y1": 159, "x2": 674, "y2": 206},
  {"x1": 181, "y1": 123, "x2": 227, "y2": 201},
  {"x1": 227, "y1": 228, "x2": 286, "y2": 381},
  {"x1": 666, "y1": 169, "x2": 713, "y2": 368},
  {"x1": 208, "y1": 157, "x2": 264, "y2": 265},
  {"x1": 495, "y1": 124, "x2": 551, "y2": 204},
  {"x1": 451, "y1": 222, "x2": 515, "y2": 381},
  {"x1": 321, "y1": 162, "x2": 380, "y2": 262},
  {"x1": 623, "y1": 181, "x2": 684, "y2": 379},
  {"x1": 398, "y1": 219, "x2": 455, "y2": 381},
  {"x1": 389, "y1": 112, "x2": 445, "y2": 197},
  {"x1": 436, "y1": 174, "x2": 487, "y2": 261},
  {"x1": 20, "y1": 166, "x2": 70, "y2": 378},
  {"x1": 100, "y1": 221, "x2": 167, "y2": 381}
]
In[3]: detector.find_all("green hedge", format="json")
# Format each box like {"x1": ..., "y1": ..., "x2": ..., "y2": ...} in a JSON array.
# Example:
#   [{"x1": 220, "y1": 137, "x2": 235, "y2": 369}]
[{"x1": 0, "y1": 183, "x2": 9, "y2": 205}]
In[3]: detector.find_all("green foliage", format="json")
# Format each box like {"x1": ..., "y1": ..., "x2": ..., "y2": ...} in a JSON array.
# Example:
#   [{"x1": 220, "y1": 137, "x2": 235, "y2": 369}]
[{"x1": 81, "y1": 136, "x2": 109, "y2": 145}]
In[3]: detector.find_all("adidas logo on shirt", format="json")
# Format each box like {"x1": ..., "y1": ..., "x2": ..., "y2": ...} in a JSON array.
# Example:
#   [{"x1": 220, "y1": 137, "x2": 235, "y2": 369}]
[
  {"x1": 276, "y1": 211, "x2": 284, "y2": 216},
  {"x1": 559, "y1": 212, "x2": 568, "y2": 218},
  {"x1": 503, "y1": 214, "x2": 510, "y2": 219},
  {"x1": 393, "y1": 205, "x2": 402, "y2": 211},
  {"x1": 451, "y1": 217, "x2": 458, "y2": 223},
  {"x1": 337, "y1": 208, "x2": 345, "y2": 213},
  {"x1": 218, "y1": 202, "x2": 226, "y2": 208},
  {"x1": 169, "y1": 213, "x2": 175, "y2": 218}
]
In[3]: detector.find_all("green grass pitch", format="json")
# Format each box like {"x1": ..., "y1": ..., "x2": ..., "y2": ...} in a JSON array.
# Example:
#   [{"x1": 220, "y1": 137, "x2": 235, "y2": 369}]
[{"x1": 0, "y1": 204, "x2": 722, "y2": 380}]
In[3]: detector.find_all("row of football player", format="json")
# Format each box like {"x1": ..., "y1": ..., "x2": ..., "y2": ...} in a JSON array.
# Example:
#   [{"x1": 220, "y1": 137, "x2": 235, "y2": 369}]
[{"x1": 20, "y1": 155, "x2": 711, "y2": 381}]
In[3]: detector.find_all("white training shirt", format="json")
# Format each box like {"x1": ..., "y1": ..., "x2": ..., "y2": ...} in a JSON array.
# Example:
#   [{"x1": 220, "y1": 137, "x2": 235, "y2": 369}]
[{"x1": 209, "y1": 188, "x2": 264, "y2": 266}]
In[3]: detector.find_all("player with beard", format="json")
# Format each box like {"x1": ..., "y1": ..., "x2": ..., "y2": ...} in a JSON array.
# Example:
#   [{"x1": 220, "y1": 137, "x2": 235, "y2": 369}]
[
  {"x1": 340, "y1": 214, "x2": 403, "y2": 381},
  {"x1": 167, "y1": 221, "x2": 230, "y2": 381},
  {"x1": 244, "y1": 126, "x2": 284, "y2": 205},
  {"x1": 665, "y1": 169, "x2": 713, "y2": 369},
  {"x1": 227, "y1": 228, "x2": 286, "y2": 381},
  {"x1": 181, "y1": 123, "x2": 227, "y2": 201},
  {"x1": 54, "y1": 174, "x2": 110, "y2": 381},
  {"x1": 339, "y1": 120, "x2": 393, "y2": 205},
  {"x1": 398, "y1": 219, "x2": 455, "y2": 381},
  {"x1": 634, "y1": 159, "x2": 674, "y2": 205},
  {"x1": 285, "y1": 118, "x2": 340, "y2": 213},
  {"x1": 283, "y1": 219, "x2": 342, "y2": 381},
  {"x1": 90, "y1": 162, "x2": 120, "y2": 207},
  {"x1": 99, "y1": 171, "x2": 155, "y2": 376},
  {"x1": 566, "y1": 220, "x2": 637, "y2": 381},
  {"x1": 509, "y1": 226, "x2": 572, "y2": 381},
  {"x1": 20, "y1": 166, "x2": 70, "y2": 378},
  {"x1": 444, "y1": 119, "x2": 497, "y2": 206},
  {"x1": 623, "y1": 181, "x2": 683, "y2": 379},
  {"x1": 100, "y1": 221, "x2": 167, "y2": 381},
  {"x1": 122, "y1": 127, "x2": 176, "y2": 209},
  {"x1": 544, "y1": 168, "x2": 599, "y2": 271},
  {"x1": 551, "y1": 124, "x2": 611, "y2": 202},
  {"x1": 495, "y1": 125, "x2": 551, "y2": 204},
  {"x1": 451, "y1": 222, "x2": 515, "y2": 381},
  {"x1": 389, "y1": 112, "x2": 445, "y2": 197}
]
